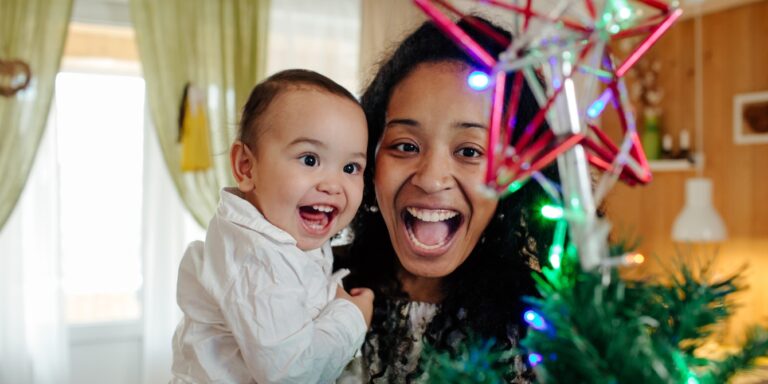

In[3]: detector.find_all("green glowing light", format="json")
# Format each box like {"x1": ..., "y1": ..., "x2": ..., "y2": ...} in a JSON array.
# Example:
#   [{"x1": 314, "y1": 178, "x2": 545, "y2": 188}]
[
  {"x1": 549, "y1": 220, "x2": 568, "y2": 269},
  {"x1": 541, "y1": 205, "x2": 564, "y2": 220},
  {"x1": 570, "y1": 197, "x2": 581, "y2": 209},
  {"x1": 507, "y1": 180, "x2": 525, "y2": 194},
  {"x1": 549, "y1": 245, "x2": 563, "y2": 269}
]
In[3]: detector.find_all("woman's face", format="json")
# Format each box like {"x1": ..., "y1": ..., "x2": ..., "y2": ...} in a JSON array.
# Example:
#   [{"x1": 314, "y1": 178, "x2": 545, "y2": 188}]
[{"x1": 374, "y1": 61, "x2": 498, "y2": 280}]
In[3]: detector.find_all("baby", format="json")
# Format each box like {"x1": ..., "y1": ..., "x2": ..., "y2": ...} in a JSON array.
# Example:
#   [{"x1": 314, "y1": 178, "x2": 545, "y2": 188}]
[{"x1": 171, "y1": 69, "x2": 373, "y2": 383}]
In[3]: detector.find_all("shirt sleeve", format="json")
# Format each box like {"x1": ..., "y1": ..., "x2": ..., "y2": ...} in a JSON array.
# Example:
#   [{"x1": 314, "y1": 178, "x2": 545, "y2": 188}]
[{"x1": 221, "y1": 251, "x2": 367, "y2": 384}]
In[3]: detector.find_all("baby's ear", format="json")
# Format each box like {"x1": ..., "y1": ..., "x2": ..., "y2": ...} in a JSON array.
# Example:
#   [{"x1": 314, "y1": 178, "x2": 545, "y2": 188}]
[{"x1": 230, "y1": 140, "x2": 256, "y2": 192}]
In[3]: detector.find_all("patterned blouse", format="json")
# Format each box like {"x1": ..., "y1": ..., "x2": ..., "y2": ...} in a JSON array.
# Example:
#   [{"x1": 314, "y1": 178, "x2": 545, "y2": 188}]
[{"x1": 336, "y1": 301, "x2": 532, "y2": 383}]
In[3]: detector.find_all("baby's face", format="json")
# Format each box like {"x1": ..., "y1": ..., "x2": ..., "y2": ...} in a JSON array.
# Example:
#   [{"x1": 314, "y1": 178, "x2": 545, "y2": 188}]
[{"x1": 244, "y1": 88, "x2": 367, "y2": 250}]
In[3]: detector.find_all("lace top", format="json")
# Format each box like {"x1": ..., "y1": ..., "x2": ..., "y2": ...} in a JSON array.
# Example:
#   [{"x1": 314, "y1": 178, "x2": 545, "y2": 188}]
[
  {"x1": 337, "y1": 301, "x2": 535, "y2": 384},
  {"x1": 337, "y1": 301, "x2": 438, "y2": 383}
]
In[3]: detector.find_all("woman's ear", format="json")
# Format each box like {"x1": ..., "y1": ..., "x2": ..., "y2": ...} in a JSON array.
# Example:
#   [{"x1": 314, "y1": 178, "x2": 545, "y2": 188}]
[{"x1": 230, "y1": 140, "x2": 256, "y2": 192}]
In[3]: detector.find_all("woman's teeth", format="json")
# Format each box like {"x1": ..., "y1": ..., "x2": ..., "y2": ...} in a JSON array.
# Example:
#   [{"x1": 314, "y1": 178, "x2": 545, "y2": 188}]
[
  {"x1": 405, "y1": 207, "x2": 459, "y2": 250},
  {"x1": 407, "y1": 228, "x2": 449, "y2": 250},
  {"x1": 406, "y1": 207, "x2": 458, "y2": 222}
]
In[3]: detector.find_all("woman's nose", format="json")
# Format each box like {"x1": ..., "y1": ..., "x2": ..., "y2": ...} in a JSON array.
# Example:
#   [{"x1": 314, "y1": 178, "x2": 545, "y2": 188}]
[{"x1": 410, "y1": 151, "x2": 454, "y2": 193}]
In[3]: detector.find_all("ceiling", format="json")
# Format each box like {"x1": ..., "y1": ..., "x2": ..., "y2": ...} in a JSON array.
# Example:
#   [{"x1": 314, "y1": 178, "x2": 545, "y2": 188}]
[{"x1": 70, "y1": 0, "x2": 765, "y2": 26}]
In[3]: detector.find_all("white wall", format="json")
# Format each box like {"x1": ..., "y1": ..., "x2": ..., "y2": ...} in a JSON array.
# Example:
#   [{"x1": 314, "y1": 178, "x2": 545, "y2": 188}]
[{"x1": 69, "y1": 323, "x2": 141, "y2": 384}]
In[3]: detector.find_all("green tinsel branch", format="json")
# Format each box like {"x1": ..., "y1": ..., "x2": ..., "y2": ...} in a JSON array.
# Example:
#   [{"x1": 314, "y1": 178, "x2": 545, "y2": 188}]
[
  {"x1": 420, "y1": 335, "x2": 514, "y2": 384},
  {"x1": 521, "y1": 251, "x2": 768, "y2": 384}
]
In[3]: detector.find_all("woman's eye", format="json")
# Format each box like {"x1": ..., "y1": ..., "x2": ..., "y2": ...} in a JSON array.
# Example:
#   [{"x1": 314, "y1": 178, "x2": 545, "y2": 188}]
[
  {"x1": 300, "y1": 154, "x2": 318, "y2": 167},
  {"x1": 394, "y1": 143, "x2": 419, "y2": 153},
  {"x1": 456, "y1": 147, "x2": 482, "y2": 158},
  {"x1": 343, "y1": 163, "x2": 362, "y2": 175}
]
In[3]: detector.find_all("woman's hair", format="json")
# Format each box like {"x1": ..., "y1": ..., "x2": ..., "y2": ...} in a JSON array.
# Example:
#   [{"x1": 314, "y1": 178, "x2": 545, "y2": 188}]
[
  {"x1": 338, "y1": 16, "x2": 557, "y2": 382},
  {"x1": 238, "y1": 69, "x2": 358, "y2": 147}
]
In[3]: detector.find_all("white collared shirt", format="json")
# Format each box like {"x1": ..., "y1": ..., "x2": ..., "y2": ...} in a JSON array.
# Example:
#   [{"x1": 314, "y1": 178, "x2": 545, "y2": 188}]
[{"x1": 171, "y1": 188, "x2": 367, "y2": 384}]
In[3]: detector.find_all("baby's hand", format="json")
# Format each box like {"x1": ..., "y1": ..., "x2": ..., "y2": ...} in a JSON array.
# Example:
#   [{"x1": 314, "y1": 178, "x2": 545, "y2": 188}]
[{"x1": 336, "y1": 285, "x2": 374, "y2": 328}]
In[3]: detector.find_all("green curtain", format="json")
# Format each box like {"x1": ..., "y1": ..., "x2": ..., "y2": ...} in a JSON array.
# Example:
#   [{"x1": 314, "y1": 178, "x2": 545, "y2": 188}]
[
  {"x1": 0, "y1": 0, "x2": 73, "y2": 231},
  {"x1": 130, "y1": 0, "x2": 270, "y2": 227}
]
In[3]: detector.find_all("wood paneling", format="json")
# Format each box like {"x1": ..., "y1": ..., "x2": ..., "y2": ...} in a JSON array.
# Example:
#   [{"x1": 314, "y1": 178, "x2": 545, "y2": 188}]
[{"x1": 605, "y1": 0, "x2": 768, "y2": 343}]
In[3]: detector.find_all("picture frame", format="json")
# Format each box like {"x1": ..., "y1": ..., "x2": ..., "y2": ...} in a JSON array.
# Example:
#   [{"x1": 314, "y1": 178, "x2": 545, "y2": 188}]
[{"x1": 733, "y1": 91, "x2": 768, "y2": 145}]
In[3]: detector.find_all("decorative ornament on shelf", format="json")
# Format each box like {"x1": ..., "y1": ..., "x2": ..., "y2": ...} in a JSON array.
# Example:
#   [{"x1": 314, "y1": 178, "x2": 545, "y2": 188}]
[{"x1": 627, "y1": 55, "x2": 664, "y2": 160}]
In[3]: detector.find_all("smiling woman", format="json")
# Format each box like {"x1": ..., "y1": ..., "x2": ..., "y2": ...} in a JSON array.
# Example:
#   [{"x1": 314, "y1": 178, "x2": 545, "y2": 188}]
[
  {"x1": 337, "y1": 16, "x2": 556, "y2": 383},
  {"x1": 375, "y1": 62, "x2": 498, "y2": 284}
]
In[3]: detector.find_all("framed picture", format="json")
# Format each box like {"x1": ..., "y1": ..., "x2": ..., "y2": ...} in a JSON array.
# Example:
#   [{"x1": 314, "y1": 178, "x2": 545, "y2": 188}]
[{"x1": 733, "y1": 91, "x2": 768, "y2": 145}]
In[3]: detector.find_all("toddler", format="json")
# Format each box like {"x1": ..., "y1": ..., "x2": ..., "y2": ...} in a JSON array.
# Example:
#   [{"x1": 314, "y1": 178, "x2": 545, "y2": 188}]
[{"x1": 171, "y1": 69, "x2": 373, "y2": 383}]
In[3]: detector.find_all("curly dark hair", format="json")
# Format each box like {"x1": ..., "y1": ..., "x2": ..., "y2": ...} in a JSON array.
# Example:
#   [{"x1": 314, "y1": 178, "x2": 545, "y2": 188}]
[{"x1": 336, "y1": 16, "x2": 557, "y2": 383}]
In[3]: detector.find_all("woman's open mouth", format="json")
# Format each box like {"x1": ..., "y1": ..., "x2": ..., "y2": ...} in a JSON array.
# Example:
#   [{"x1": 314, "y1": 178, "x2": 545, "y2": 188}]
[
  {"x1": 402, "y1": 207, "x2": 463, "y2": 254},
  {"x1": 298, "y1": 204, "x2": 338, "y2": 235}
]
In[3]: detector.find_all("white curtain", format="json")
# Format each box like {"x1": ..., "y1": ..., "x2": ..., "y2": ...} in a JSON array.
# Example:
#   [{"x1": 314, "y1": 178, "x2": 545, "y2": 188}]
[
  {"x1": 140, "y1": 104, "x2": 205, "y2": 384},
  {"x1": 0, "y1": 108, "x2": 69, "y2": 384},
  {"x1": 267, "y1": 0, "x2": 361, "y2": 94}
]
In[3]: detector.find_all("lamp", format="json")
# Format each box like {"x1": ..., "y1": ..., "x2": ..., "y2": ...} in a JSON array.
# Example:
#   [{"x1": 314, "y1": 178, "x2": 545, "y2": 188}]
[
  {"x1": 672, "y1": 178, "x2": 727, "y2": 242},
  {"x1": 671, "y1": 3, "x2": 727, "y2": 243}
]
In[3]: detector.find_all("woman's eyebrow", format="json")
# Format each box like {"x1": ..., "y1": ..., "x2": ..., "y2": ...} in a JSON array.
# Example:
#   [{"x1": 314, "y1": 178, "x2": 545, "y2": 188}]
[
  {"x1": 455, "y1": 121, "x2": 487, "y2": 130},
  {"x1": 385, "y1": 118, "x2": 419, "y2": 128}
]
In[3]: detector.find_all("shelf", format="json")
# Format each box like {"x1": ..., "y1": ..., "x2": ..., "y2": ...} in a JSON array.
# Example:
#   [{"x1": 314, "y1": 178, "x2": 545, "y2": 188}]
[{"x1": 649, "y1": 158, "x2": 696, "y2": 172}]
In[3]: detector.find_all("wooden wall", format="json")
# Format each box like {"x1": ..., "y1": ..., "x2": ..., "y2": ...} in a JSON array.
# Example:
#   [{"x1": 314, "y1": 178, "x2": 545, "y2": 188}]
[{"x1": 604, "y1": 1, "x2": 768, "y2": 343}]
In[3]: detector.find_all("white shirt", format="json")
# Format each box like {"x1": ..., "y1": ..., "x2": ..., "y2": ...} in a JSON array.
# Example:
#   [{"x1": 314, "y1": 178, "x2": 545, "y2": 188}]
[{"x1": 172, "y1": 188, "x2": 367, "y2": 384}]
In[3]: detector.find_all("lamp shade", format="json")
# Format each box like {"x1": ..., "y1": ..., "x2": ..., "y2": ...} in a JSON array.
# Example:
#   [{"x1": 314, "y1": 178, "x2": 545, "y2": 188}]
[{"x1": 672, "y1": 177, "x2": 727, "y2": 242}]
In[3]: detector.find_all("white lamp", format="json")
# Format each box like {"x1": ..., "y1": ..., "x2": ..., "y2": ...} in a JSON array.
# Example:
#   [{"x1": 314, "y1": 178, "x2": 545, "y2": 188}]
[
  {"x1": 670, "y1": 6, "x2": 727, "y2": 244},
  {"x1": 671, "y1": 177, "x2": 727, "y2": 242}
]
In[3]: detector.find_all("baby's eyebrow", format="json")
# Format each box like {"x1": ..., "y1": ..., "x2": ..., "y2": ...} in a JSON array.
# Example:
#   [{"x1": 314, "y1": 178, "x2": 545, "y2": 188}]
[{"x1": 288, "y1": 137, "x2": 326, "y2": 148}]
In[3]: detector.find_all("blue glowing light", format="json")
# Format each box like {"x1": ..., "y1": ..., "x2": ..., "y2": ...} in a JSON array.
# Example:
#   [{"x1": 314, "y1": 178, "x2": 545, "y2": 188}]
[
  {"x1": 528, "y1": 353, "x2": 543, "y2": 367},
  {"x1": 523, "y1": 310, "x2": 548, "y2": 331},
  {"x1": 467, "y1": 70, "x2": 490, "y2": 91},
  {"x1": 587, "y1": 89, "x2": 613, "y2": 119},
  {"x1": 587, "y1": 100, "x2": 606, "y2": 118}
]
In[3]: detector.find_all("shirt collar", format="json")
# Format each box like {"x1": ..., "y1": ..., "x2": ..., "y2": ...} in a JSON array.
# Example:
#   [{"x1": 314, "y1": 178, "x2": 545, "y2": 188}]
[{"x1": 217, "y1": 187, "x2": 297, "y2": 245}]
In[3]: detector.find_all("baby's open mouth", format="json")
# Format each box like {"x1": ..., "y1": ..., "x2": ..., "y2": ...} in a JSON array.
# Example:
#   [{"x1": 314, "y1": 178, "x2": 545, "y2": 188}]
[
  {"x1": 298, "y1": 204, "x2": 337, "y2": 232},
  {"x1": 403, "y1": 207, "x2": 462, "y2": 251}
]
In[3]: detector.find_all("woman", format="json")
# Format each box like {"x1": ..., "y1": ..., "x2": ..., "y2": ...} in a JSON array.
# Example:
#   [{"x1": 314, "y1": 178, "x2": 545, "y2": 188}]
[{"x1": 337, "y1": 16, "x2": 555, "y2": 383}]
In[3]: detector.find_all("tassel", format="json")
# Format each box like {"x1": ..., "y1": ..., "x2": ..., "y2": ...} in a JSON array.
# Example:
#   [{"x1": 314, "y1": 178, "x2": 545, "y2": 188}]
[{"x1": 179, "y1": 83, "x2": 212, "y2": 171}]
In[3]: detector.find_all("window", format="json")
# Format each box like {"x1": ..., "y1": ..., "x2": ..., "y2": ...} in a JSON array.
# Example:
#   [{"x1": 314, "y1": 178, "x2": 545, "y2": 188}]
[{"x1": 54, "y1": 69, "x2": 146, "y2": 324}]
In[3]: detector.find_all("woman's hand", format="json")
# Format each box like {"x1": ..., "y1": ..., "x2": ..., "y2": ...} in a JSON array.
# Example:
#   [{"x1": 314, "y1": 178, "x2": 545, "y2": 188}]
[{"x1": 336, "y1": 285, "x2": 374, "y2": 328}]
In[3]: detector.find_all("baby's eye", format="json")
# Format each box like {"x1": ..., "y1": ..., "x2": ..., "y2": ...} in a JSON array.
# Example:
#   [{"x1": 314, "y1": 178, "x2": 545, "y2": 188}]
[
  {"x1": 300, "y1": 154, "x2": 318, "y2": 167},
  {"x1": 456, "y1": 147, "x2": 483, "y2": 158},
  {"x1": 343, "y1": 163, "x2": 362, "y2": 175},
  {"x1": 394, "y1": 143, "x2": 419, "y2": 153}
]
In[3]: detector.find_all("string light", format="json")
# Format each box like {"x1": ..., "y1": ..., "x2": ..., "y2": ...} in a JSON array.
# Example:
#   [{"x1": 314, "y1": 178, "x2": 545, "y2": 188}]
[
  {"x1": 549, "y1": 220, "x2": 568, "y2": 269},
  {"x1": 523, "y1": 310, "x2": 548, "y2": 331},
  {"x1": 528, "y1": 353, "x2": 543, "y2": 367},
  {"x1": 626, "y1": 252, "x2": 645, "y2": 265},
  {"x1": 587, "y1": 89, "x2": 613, "y2": 119},
  {"x1": 549, "y1": 245, "x2": 563, "y2": 269},
  {"x1": 541, "y1": 205, "x2": 564, "y2": 220},
  {"x1": 467, "y1": 70, "x2": 490, "y2": 91}
]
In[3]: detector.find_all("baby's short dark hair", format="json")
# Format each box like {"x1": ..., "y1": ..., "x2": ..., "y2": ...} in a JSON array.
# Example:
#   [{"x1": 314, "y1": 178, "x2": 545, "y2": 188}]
[{"x1": 238, "y1": 69, "x2": 359, "y2": 147}]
